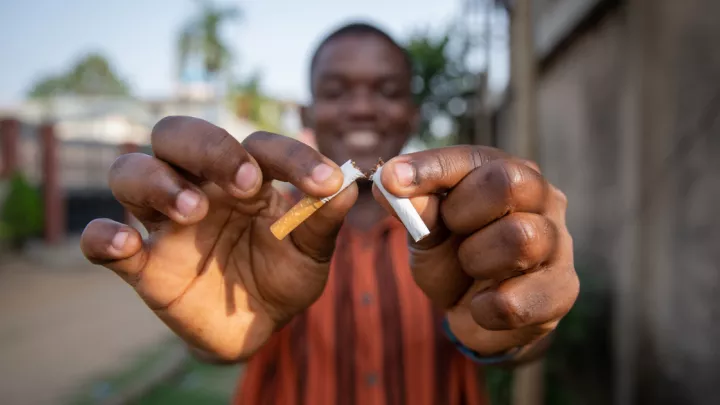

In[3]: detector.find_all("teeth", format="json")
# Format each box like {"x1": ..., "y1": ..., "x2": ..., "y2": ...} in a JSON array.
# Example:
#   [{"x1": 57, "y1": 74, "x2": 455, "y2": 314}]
[{"x1": 344, "y1": 131, "x2": 379, "y2": 149}]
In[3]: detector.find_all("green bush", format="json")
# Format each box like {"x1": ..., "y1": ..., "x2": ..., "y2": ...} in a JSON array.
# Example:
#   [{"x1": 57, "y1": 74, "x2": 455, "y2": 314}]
[{"x1": 0, "y1": 173, "x2": 44, "y2": 249}]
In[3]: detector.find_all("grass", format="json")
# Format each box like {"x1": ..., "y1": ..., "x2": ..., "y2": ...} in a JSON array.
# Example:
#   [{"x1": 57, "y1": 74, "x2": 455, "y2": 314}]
[
  {"x1": 131, "y1": 357, "x2": 242, "y2": 405},
  {"x1": 70, "y1": 340, "x2": 183, "y2": 405},
  {"x1": 68, "y1": 339, "x2": 242, "y2": 405}
]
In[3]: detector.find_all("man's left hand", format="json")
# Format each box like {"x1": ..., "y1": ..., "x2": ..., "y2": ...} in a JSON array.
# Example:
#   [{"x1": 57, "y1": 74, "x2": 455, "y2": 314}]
[{"x1": 373, "y1": 145, "x2": 579, "y2": 358}]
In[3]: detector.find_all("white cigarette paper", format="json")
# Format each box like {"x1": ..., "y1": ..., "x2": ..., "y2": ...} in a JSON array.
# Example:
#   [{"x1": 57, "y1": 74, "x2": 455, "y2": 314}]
[
  {"x1": 320, "y1": 160, "x2": 365, "y2": 203},
  {"x1": 270, "y1": 159, "x2": 364, "y2": 240},
  {"x1": 372, "y1": 165, "x2": 430, "y2": 242}
]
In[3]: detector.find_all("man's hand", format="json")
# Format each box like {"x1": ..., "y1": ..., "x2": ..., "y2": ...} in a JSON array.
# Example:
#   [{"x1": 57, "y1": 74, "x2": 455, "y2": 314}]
[
  {"x1": 373, "y1": 145, "x2": 579, "y2": 358},
  {"x1": 80, "y1": 116, "x2": 357, "y2": 362}
]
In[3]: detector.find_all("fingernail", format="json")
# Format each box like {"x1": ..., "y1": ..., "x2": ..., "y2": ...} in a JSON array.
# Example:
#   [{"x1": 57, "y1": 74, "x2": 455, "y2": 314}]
[
  {"x1": 111, "y1": 230, "x2": 128, "y2": 251},
  {"x1": 393, "y1": 162, "x2": 415, "y2": 187},
  {"x1": 311, "y1": 163, "x2": 334, "y2": 185},
  {"x1": 176, "y1": 189, "x2": 200, "y2": 217},
  {"x1": 235, "y1": 162, "x2": 259, "y2": 191}
]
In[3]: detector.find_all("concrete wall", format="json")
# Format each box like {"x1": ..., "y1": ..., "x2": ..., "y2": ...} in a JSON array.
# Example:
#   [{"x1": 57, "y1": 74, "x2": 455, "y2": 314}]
[{"x1": 495, "y1": 0, "x2": 720, "y2": 403}]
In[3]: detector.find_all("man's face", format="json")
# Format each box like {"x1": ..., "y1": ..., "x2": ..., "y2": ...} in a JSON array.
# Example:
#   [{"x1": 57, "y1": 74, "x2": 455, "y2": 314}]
[{"x1": 307, "y1": 34, "x2": 417, "y2": 172}]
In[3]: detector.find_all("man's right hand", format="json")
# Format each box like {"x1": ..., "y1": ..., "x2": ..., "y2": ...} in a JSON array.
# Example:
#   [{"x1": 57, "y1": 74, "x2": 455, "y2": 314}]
[{"x1": 80, "y1": 116, "x2": 357, "y2": 362}]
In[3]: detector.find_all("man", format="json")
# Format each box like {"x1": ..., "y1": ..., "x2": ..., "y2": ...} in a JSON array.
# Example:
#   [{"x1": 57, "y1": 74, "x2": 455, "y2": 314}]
[{"x1": 80, "y1": 23, "x2": 579, "y2": 404}]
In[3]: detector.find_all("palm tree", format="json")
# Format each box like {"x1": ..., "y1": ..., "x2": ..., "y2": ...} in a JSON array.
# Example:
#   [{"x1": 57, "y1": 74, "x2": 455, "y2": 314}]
[{"x1": 178, "y1": 0, "x2": 241, "y2": 85}]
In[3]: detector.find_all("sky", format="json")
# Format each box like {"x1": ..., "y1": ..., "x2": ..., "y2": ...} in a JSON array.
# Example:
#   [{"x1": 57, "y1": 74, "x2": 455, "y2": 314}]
[{"x1": 0, "y1": 0, "x2": 509, "y2": 106}]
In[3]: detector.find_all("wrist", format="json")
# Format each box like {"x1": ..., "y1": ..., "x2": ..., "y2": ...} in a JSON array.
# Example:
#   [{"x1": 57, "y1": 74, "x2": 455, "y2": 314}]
[{"x1": 442, "y1": 318, "x2": 523, "y2": 365}]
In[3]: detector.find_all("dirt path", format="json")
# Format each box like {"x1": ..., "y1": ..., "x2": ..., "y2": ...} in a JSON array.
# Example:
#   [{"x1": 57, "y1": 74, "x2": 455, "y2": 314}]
[{"x1": 0, "y1": 239, "x2": 173, "y2": 405}]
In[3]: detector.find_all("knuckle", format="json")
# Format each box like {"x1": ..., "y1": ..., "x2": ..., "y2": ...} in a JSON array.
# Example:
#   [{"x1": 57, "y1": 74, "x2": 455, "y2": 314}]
[
  {"x1": 202, "y1": 128, "x2": 241, "y2": 176},
  {"x1": 438, "y1": 150, "x2": 466, "y2": 182},
  {"x1": 503, "y1": 215, "x2": 545, "y2": 269},
  {"x1": 242, "y1": 131, "x2": 272, "y2": 150},
  {"x1": 151, "y1": 115, "x2": 183, "y2": 140},
  {"x1": 484, "y1": 160, "x2": 524, "y2": 208},
  {"x1": 468, "y1": 146, "x2": 495, "y2": 169},
  {"x1": 109, "y1": 153, "x2": 135, "y2": 177},
  {"x1": 108, "y1": 153, "x2": 150, "y2": 192},
  {"x1": 489, "y1": 290, "x2": 529, "y2": 329},
  {"x1": 143, "y1": 162, "x2": 171, "y2": 191}
]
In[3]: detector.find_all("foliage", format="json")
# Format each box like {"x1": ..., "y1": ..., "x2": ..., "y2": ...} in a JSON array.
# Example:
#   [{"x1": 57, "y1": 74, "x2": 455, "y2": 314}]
[
  {"x1": 0, "y1": 173, "x2": 44, "y2": 249},
  {"x1": 404, "y1": 25, "x2": 477, "y2": 147},
  {"x1": 229, "y1": 73, "x2": 287, "y2": 134},
  {"x1": 133, "y1": 357, "x2": 240, "y2": 405},
  {"x1": 70, "y1": 338, "x2": 239, "y2": 405},
  {"x1": 28, "y1": 53, "x2": 131, "y2": 98},
  {"x1": 178, "y1": 0, "x2": 241, "y2": 81}
]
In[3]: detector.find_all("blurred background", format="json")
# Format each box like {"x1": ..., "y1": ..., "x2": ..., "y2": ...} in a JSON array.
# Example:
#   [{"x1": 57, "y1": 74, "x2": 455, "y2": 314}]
[{"x1": 0, "y1": 0, "x2": 718, "y2": 404}]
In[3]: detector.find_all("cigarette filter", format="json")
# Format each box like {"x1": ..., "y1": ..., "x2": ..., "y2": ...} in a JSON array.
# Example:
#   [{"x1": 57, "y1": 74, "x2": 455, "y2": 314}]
[
  {"x1": 270, "y1": 160, "x2": 365, "y2": 240},
  {"x1": 372, "y1": 165, "x2": 430, "y2": 242}
]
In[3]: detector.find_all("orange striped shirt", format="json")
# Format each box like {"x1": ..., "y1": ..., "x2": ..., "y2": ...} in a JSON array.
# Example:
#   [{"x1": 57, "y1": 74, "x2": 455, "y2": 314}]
[{"x1": 234, "y1": 217, "x2": 488, "y2": 405}]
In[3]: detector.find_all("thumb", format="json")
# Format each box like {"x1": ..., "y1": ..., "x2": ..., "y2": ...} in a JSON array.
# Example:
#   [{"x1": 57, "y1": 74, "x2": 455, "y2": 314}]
[
  {"x1": 289, "y1": 183, "x2": 358, "y2": 262},
  {"x1": 81, "y1": 218, "x2": 148, "y2": 284},
  {"x1": 370, "y1": 183, "x2": 471, "y2": 309}
]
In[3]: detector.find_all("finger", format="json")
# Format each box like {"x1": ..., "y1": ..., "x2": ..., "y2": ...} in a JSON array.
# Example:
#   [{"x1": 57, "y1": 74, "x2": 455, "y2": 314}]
[
  {"x1": 109, "y1": 153, "x2": 209, "y2": 225},
  {"x1": 469, "y1": 264, "x2": 579, "y2": 331},
  {"x1": 517, "y1": 158, "x2": 541, "y2": 173},
  {"x1": 458, "y1": 213, "x2": 557, "y2": 280},
  {"x1": 290, "y1": 183, "x2": 359, "y2": 262},
  {"x1": 81, "y1": 218, "x2": 148, "y2": 283},
  {"x1": 447, "y1": 301, "x2": 558, "y2": 356},
  {"x1": 441, "y1": 159, "x2": 549, "y2": 234},
  {"x1": 243, "y1": 131, "x2": 344, "y2": 198},
  {"x1": 151, "y1": 116, "x2": 264, "y2": 198},
  {"x1": 410, "y1": 235, "x2": 473, "y2": 308},
  {"x1": 379, "y1": 145, "x2": 509, "y2": 197}
]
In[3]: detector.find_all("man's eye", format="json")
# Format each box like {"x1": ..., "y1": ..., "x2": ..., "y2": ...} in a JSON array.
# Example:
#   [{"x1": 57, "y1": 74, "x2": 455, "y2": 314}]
[
  {"x1": 320, "y1": 84, "x2": 344, "y2": 99},
  {"x1": 379, "y1": 83, "x2": 402, "y2": 99}
]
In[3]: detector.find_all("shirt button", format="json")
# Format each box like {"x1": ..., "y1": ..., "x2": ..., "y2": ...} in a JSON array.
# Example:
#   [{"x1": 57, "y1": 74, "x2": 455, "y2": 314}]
[
  {"x1": 361, "y1": 292, "x2": 373, "y2": 306},
  {"x1": 365, "y1": 373, "x2": 378, "y2": 386}
]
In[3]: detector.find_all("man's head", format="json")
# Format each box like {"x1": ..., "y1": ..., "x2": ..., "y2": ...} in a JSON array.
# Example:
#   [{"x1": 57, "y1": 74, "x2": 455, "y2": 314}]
[{"x1": 304, "y1": 22, "x2": 418, "y2": 172}]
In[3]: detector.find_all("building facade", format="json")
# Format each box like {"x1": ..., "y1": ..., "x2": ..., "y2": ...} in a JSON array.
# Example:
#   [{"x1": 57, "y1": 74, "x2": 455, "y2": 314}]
[{"x1": 494, "y1": 1, "x2": 720, "y2": 404}]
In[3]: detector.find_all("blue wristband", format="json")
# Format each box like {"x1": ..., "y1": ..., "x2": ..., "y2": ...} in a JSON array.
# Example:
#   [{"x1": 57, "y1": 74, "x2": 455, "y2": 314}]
[{"x1": 442, "y1": 318, "x2": 521, "y2": 365}]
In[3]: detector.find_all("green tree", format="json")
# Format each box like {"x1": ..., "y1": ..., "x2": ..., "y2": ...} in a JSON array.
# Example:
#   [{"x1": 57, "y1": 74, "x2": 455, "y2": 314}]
[
  {"x1": 230, "y1": 73, "x2": 286, "y2": 134},
  {"x1": 404, "y1": 25, "x2": 477, "y2": 147},
  {"x1": 28, "y1": 53, "x2": 131, "y2": 98},
  {"x1": 178, "y1": 0, "x2": 241, "y2": 81}
]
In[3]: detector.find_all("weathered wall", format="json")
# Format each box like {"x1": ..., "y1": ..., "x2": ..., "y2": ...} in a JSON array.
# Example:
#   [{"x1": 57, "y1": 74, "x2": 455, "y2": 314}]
[
  {"x1": 534, "y1": 8, "x2": 624, "y2": 279},
  {"x1": 495, "y1": 0, "x2": 720, "y2": 403},
  {"x1": 655, "y1": 0, "x2": 720, "y2": 402}
]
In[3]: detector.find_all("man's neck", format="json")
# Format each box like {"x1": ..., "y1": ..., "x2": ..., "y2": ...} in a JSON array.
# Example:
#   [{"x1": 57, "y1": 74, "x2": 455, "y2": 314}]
[{"x1": 345, "y1": 184, "x2": 387, "y2": 231}]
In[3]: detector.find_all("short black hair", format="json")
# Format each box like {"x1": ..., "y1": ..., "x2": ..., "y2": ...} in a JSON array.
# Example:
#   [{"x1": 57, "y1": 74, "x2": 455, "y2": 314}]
[{"x1": 309, "y1": 22, "x2": 414, "y2": 92}]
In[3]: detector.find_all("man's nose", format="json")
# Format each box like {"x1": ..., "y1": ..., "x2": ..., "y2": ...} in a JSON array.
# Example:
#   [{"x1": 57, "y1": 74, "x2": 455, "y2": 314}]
[{"x1": 345, "y1": 89, "x2": 376, "y2": 119}]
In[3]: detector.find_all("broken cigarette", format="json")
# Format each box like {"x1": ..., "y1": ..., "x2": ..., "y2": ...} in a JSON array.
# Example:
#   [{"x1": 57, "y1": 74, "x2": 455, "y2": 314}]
[
  {"x1": 371, "y1": 164, "x2": 430, "y2": 242},
  {"x1": 270, "y1": 160, "x2": 365, "y2": 240}
]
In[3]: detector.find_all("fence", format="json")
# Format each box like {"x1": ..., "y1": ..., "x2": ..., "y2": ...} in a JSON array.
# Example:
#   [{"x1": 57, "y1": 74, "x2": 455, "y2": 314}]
[{"x1": 1, "y1": 118, "x2": 147, "y2": 240}]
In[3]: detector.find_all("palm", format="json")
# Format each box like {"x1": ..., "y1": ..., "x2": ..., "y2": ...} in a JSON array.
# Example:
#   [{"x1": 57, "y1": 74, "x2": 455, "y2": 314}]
[
  {"x1": 178, "y1": 0, "x2": 240, "y2": 82},
  {"x1": 81, "y1": 119, "x2": 350, "y2": 361},
  {"x1": 135, "y1": 183, "x2": 329, "y2": 357}
]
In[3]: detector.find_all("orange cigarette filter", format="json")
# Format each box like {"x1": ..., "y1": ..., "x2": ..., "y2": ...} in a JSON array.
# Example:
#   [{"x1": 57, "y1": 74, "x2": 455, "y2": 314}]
[{"x1": 270, "y1": 160, "x2": 365, "y2": 240}]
